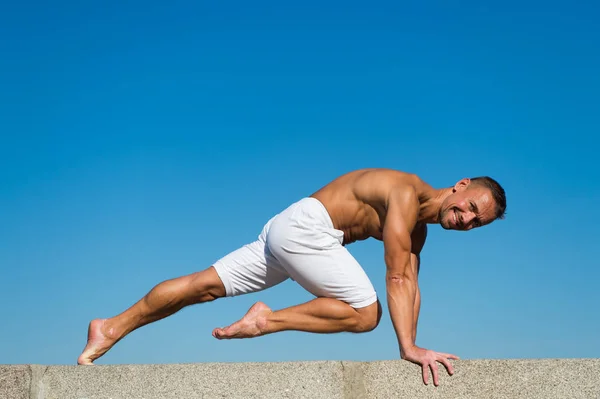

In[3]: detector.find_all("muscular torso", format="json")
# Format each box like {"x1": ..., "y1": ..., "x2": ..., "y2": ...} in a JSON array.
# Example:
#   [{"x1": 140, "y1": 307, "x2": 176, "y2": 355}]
[{"x1": 310, "y1": 168, "x2": 428, "y2": 251}]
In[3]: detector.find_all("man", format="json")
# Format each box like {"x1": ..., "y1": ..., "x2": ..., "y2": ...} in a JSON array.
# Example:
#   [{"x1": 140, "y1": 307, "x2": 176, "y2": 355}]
[{"x1": 78, "y1": 168, "x2": 506, "y2": 386}]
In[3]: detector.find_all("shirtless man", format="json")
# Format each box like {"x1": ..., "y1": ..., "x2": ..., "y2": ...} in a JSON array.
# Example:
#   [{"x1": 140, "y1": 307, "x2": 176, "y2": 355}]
[{"x1": 78, "y1": 168, "x2": 506, "y2": 386}]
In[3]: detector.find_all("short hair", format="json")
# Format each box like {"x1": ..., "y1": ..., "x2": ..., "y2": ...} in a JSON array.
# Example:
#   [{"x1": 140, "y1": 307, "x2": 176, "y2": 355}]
[{"x1": 469, "y1": 176, "x2": 507, "y2": 220}]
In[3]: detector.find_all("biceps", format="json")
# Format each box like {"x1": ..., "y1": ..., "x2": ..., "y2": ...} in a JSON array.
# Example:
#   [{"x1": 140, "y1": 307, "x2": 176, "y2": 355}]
[
  {"x1": 383, "y1": 224, "x2": 413, "y2": 275},
  {"x1": 383, "y1": 188, "x2": 419, "y2": 277}
]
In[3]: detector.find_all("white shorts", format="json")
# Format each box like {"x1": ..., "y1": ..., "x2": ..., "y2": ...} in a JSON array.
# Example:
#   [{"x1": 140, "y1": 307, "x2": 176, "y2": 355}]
[{"x1": 213, "y1": 197, "x2": 378, "y2": 308}]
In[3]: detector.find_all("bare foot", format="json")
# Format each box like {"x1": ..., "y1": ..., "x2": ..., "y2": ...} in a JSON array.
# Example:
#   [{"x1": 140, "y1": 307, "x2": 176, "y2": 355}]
[
  {"x1": 77, "y1": 319, "x2": 118, "y2": 365},
  {"x1": 212, "y1": 302, "x2": 272, "y2": 339}
]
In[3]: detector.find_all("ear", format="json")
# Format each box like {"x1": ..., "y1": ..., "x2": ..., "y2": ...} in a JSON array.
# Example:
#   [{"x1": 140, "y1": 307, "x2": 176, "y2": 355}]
[{"x1": 453, "y1": 178, "x2": 471, "y2": 192}]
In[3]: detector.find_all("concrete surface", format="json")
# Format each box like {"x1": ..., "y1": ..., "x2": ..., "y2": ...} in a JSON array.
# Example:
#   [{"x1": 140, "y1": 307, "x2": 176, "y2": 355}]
[
  {"x1": 0, "y1": 365, "x2": 30, "y2": 399},
  {"x1": 1, "y1": 359, "x2": 599, "y2": 398},
  {"x1": 361, "y1": 359, "x2": 600, "y2": 398}
]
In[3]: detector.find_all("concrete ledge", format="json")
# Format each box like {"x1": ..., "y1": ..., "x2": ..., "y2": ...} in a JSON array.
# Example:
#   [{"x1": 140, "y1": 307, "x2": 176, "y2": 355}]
[
  {"x1": 2, "y1": 359, "x2": 599, "y2": 398},
  {"x1": 0, "y1": 365, "x2": 30, "y2": 399},
  {"x1": 362, "y1": 359, "x2": 600, "y2": 398}
]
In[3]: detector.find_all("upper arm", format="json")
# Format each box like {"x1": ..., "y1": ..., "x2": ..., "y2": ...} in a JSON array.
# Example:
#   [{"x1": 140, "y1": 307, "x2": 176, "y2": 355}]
[
  {"x1": 382, "y1": 186, "x2": 420, "y2": 279},
  {"x1": 410, "y1": 223, "x2": 428, "y2": 275}
]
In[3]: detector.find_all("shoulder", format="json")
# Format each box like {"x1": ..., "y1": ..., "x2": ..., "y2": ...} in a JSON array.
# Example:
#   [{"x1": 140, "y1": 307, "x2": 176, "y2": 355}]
[
  {"x1": 384, "y1": 182, "x2": 420, "y2": 227},
  {"x1": 386, "y1": 182, "x2": 419, "y2": 208},
  {"x1": 381, "y1": 183, "x2": 420, "y2": 237}
]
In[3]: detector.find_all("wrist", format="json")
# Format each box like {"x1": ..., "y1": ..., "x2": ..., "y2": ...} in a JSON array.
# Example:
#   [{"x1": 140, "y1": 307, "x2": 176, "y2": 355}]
[{"x1": 400, "y1": 343, "x2": 417, "y2": 359}]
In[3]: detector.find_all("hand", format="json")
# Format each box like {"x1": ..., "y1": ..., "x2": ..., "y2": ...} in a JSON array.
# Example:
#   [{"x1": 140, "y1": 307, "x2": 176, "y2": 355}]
[{"x1": 402, "y1": 345, "x2": 459, "y2": 386}]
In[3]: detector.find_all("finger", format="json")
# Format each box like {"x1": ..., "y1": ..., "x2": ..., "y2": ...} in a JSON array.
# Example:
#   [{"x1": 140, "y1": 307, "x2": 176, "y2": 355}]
[
  {"x1": 422, "y1": 364, "x2": 429, "y2": 385},
  {"x1": 431, "y1": 362, "x2": 440, "y2": 386},
  {"x1": 440, "y1": 352, "x2": 460, "y2": 360},
  {"x1": 438, "y1": 356, "x2": 455, "y2": 376}
]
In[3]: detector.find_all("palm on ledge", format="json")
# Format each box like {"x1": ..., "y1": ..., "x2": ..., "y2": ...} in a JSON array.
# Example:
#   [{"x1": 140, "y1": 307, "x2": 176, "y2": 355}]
[{"x1": 402, "y1": 345, "x2": 460, "y2": 386}]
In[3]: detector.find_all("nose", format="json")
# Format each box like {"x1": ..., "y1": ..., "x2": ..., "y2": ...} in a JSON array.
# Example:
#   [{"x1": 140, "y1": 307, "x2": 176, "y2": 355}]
[{"x1": 463, "y1": 212, "x2": 476, "y2": 226}]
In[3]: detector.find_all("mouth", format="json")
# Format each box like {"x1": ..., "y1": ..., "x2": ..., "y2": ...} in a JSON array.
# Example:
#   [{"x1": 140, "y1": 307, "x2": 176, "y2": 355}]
[{"x1": 453, "y1": 210, "x2": 458, "y2": 228}]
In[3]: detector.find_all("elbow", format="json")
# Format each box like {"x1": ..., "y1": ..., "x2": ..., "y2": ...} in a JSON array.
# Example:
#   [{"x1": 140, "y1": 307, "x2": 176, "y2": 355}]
[
  {"x1": 385, "y1": 272, "x2": 414, "y2": 286},
  {"x1": 385, "y1": 272, "x2": 417, "y2": 301},
  {"x1": 385, "y1": 253, "x2": 415, "y2": 286}
]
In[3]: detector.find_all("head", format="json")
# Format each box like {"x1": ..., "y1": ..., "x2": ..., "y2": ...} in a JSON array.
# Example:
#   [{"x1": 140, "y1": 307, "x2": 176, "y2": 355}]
[{"x1": 438, "y1": 176, "x2": 506, "y2": 231}]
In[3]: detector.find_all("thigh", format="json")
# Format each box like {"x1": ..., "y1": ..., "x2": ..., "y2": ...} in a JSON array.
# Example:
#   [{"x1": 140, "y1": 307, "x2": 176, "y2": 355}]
[
  {"x1": 213, "y1": 239, "x2": 290, "y2": 297},
  {"x1": 264, "y1": 197, "x2": 377, "y2": 308},
  {"x1": 276, "y1": 243, "x2": 378, "y2": 309}
]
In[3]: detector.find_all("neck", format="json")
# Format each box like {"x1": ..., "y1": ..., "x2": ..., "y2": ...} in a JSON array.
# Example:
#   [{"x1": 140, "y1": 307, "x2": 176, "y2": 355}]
[{"x1": 418, "y1": 187, "x2": 453, "y2": 224}]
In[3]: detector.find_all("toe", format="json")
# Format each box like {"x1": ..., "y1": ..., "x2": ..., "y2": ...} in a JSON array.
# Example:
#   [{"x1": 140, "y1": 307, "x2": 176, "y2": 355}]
[{"x1": 212, "y1": 328, "x2": 224, "y2": 339}]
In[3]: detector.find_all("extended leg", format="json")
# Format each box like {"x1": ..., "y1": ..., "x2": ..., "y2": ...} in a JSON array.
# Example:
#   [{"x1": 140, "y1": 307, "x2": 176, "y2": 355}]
[
  {"x1": 78, "y1": 266, "x2": 226, "y2": 365},
  {"x1": 212, "y1": 298, "x2": 381, "y2": 339}
]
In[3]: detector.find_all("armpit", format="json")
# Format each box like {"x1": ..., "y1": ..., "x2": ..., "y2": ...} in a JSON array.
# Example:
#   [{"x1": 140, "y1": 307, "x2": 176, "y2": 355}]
[{"x1": 410, "y1": 223, "x2": 428, "y2": 255}]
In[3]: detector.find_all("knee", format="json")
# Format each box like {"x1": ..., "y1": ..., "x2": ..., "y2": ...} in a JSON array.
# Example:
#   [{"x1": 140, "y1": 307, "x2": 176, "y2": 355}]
[
  {"x1": 188, "y1": 268, "x2": 227, "y2": 303},
  {"x1": 352, "y1": 300, "x2": 382, "y2": 333}
]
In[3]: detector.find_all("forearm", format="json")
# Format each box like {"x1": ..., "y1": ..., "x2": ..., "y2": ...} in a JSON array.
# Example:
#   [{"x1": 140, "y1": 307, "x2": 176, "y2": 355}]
[
  {"x1": 412, "y1": 285, "x2": 421, "y2": 343},
  {"x1": 386, "y1": 273, "x2": 417, "y2": 356}
]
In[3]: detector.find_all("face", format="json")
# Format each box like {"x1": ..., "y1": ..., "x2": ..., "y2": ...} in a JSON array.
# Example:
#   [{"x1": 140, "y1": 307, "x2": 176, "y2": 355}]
[{"x1": 439, "y1": 179, "x2": 497, "y2": 231}]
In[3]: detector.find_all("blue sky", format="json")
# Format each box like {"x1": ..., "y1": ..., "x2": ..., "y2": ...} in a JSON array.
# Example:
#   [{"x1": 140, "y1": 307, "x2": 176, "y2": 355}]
[{"x1": 1, "y1": 0, "x2": 599, "y2": 366}]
